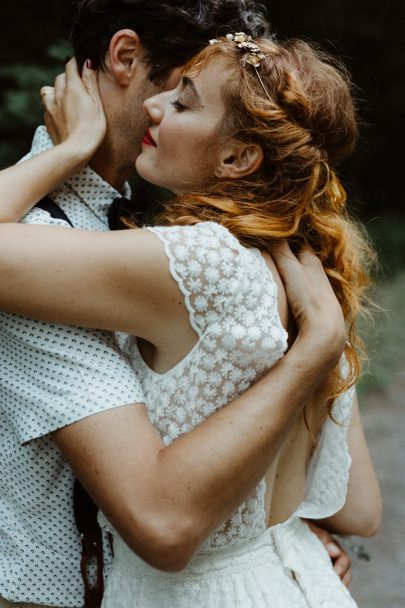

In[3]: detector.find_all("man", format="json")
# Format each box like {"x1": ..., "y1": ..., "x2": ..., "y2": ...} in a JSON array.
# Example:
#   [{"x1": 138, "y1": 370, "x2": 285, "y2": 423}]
[{"x1": 0, "y1": 1, "x2": 351, "y2": 606}]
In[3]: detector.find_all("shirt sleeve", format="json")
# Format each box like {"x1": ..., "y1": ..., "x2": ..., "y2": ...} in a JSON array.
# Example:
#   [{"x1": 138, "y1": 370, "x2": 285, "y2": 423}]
[{"x1": 1, "y1": 313, "x2": 145, "y2": 444}]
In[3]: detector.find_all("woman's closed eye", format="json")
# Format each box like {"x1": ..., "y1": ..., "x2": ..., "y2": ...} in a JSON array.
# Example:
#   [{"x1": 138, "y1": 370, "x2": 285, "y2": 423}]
[{"x1": 171, "y1": 99, "x2": 188, "y2": 112}]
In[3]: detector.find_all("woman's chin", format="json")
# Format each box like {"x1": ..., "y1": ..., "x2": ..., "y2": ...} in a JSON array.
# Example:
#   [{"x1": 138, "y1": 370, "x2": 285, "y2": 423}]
[
  {"x1": 135, "y1": 156, "x2": 183, "y2": 193},
  {"x1": 135, "y1": 157, "x2": 162, "y2": 188}
]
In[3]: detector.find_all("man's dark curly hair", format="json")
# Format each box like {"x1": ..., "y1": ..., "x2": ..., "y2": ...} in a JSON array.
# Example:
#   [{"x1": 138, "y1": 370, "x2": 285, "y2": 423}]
[{"x1": 70, "y1": 0, "x2": 270, "y2": 82}]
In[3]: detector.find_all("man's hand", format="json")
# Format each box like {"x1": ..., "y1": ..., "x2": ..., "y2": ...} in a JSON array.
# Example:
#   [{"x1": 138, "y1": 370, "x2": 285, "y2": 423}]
[
  {"x1": 305, "y1": 520, "x2": 352, "y2": 587},
  {"x1": 271, "y1": 241, "x2": 346, "y2": 369}
]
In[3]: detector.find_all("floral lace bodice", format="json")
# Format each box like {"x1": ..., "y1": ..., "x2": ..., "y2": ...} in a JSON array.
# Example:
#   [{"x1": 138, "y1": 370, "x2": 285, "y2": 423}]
[{"x1": 120, "y1": 222, "x2": 354, "y2": 552}]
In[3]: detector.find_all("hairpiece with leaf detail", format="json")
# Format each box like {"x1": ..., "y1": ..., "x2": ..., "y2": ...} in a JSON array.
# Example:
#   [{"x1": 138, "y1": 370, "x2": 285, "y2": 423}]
[
  {"x1": 209, "y1": 32, "x2": 266, "y2": 67},
  {"x1": 209, "y1": 32, "x2": 272, "y2": 103}
]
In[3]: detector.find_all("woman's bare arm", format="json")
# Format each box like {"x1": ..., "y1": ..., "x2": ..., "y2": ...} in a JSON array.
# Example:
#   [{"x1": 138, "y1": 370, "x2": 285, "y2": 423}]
[{"x1": 0, "y1": 223, "x2": 189, "y2": 344}]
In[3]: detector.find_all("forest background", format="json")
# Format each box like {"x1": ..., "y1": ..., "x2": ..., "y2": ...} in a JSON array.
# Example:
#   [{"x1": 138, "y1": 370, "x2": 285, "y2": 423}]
[{"x1": 0, "y1": 2, "x2": 404, "y2": 605}]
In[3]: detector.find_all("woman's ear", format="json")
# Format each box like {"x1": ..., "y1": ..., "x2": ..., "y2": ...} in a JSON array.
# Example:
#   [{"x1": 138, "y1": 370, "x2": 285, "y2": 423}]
[
  {"x1": 216, "y1": 141, "x2": 264, "y2": 179},
  {"x1": 106, "y1": 29, "x2": 143, "y2": 86}
]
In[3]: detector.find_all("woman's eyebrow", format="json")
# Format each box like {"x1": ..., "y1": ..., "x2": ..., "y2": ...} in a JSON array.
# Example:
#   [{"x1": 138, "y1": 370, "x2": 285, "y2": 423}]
[{"x1": 181, "y1": 76, "x2": 203, "y2": 104}]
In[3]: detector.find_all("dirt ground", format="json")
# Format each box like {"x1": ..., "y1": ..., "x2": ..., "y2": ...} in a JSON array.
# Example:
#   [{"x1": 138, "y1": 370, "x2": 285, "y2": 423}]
[{"x1": 350, "y1": 378, "x2": 405, "y2": 607}]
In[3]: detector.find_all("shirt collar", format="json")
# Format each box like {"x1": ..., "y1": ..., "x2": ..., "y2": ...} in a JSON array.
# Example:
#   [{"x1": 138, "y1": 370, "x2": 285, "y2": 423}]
[{"x1": 29, "y1": 126, "x2": 131, "y2": 224}]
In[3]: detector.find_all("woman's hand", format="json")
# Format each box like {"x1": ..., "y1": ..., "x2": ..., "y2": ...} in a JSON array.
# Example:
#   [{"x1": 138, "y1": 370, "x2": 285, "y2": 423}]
[{"x1": 40, "y1": 58, "x2": 106, "y2": 162}]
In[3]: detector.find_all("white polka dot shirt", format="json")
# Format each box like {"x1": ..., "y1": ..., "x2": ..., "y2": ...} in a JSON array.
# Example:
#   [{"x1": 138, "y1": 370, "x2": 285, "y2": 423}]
[{"x1": 0, "y1": 127, "x2": 145, "y2": 606}]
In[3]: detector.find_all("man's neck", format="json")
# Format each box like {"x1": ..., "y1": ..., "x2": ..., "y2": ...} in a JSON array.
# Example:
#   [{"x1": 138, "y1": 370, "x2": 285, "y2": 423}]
[{"x1": 89, "y1": 142, "x2": 135, "y2": 194}]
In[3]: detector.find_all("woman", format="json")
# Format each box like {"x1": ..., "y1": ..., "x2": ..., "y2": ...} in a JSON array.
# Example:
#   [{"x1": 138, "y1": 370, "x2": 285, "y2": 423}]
[{"x1": 0, "y1": 35, "x2": 380, "y2": 606}]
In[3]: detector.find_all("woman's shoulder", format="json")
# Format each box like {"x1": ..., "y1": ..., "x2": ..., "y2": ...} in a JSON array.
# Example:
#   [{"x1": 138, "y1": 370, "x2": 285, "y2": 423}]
[
  {"x1": 146, "y1": 222, "x2": 283, "y2": 301},
  {"x1": 144, "y1": 222, "x2": 261, "y2": 328},
  {"x1": 142, "y1": 222, "x2": 288, "y2": 343}
]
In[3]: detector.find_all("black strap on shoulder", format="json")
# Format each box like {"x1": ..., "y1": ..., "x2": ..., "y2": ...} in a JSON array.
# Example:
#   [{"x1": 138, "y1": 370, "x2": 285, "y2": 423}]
[{"x1": 35, "y1": 196, "x2": 74, "y2": 227}]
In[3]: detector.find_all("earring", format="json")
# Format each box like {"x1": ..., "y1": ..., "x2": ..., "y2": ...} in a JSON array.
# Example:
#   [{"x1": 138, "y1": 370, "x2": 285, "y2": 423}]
[{"x1": 215, "y1": 168, "x2": 223, "y2": 177}]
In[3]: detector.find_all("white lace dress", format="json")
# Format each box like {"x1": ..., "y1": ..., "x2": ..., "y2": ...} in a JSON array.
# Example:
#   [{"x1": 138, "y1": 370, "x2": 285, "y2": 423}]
[{"x1": 101, "y1": 222, "x2": 357, "y2": 608}]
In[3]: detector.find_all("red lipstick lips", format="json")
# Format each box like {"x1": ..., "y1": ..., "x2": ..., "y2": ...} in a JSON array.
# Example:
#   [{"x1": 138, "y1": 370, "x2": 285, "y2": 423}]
[{"x1": 143, "y1": 129, "x2": 157, "y2": 147}]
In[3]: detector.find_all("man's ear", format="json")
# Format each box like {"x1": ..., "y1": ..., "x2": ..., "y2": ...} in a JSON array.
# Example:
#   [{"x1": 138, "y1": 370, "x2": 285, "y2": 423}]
[
  {"x1": 106, "y1": 29, "x2": 143, "y2": 86},
  {"x1": 217, "y1": 141, "x2": 264, "y2": 179}
]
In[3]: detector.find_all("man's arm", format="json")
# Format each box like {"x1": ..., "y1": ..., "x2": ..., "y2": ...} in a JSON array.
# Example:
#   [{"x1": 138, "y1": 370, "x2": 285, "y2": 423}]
[{"x1": 54, "y1": 243, "x2": 347, "y2": 572}]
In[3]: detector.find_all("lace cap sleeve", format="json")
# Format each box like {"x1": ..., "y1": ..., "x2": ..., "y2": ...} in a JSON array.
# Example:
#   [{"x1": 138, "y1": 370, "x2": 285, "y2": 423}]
[
  {"x1": 146, "y1": 222, "x2": 243, "y2": 337},
  {"x1": 295, "y1": 356, "x2": 355, "y2": 519}
]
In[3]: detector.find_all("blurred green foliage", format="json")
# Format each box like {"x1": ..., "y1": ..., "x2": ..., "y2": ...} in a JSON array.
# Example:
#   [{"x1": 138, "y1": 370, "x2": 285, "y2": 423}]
[
  {"x1": 358, "y1": 271, "x2": 405, "y2": 394},
  {"x1": 0, "y1": 40, "x2": 72, "y2": 167},
  {"x1": 366, "y1": 214, "x2": 405, "y2": 277}
]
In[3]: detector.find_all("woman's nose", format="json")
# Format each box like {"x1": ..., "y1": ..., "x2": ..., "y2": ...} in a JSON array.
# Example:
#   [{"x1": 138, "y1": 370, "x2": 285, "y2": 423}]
[{"x1": 143, "y1": 93, "x2": 165, "y2": 124}]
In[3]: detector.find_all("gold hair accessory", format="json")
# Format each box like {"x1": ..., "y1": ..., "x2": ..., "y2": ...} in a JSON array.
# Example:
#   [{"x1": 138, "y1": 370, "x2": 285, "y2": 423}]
[
  {"x1": 209, "y1": 32, "x2": 266, "y2": 67},
  {"x1": 209, "y1": 32, "x2": 272, "y2": 103}
]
